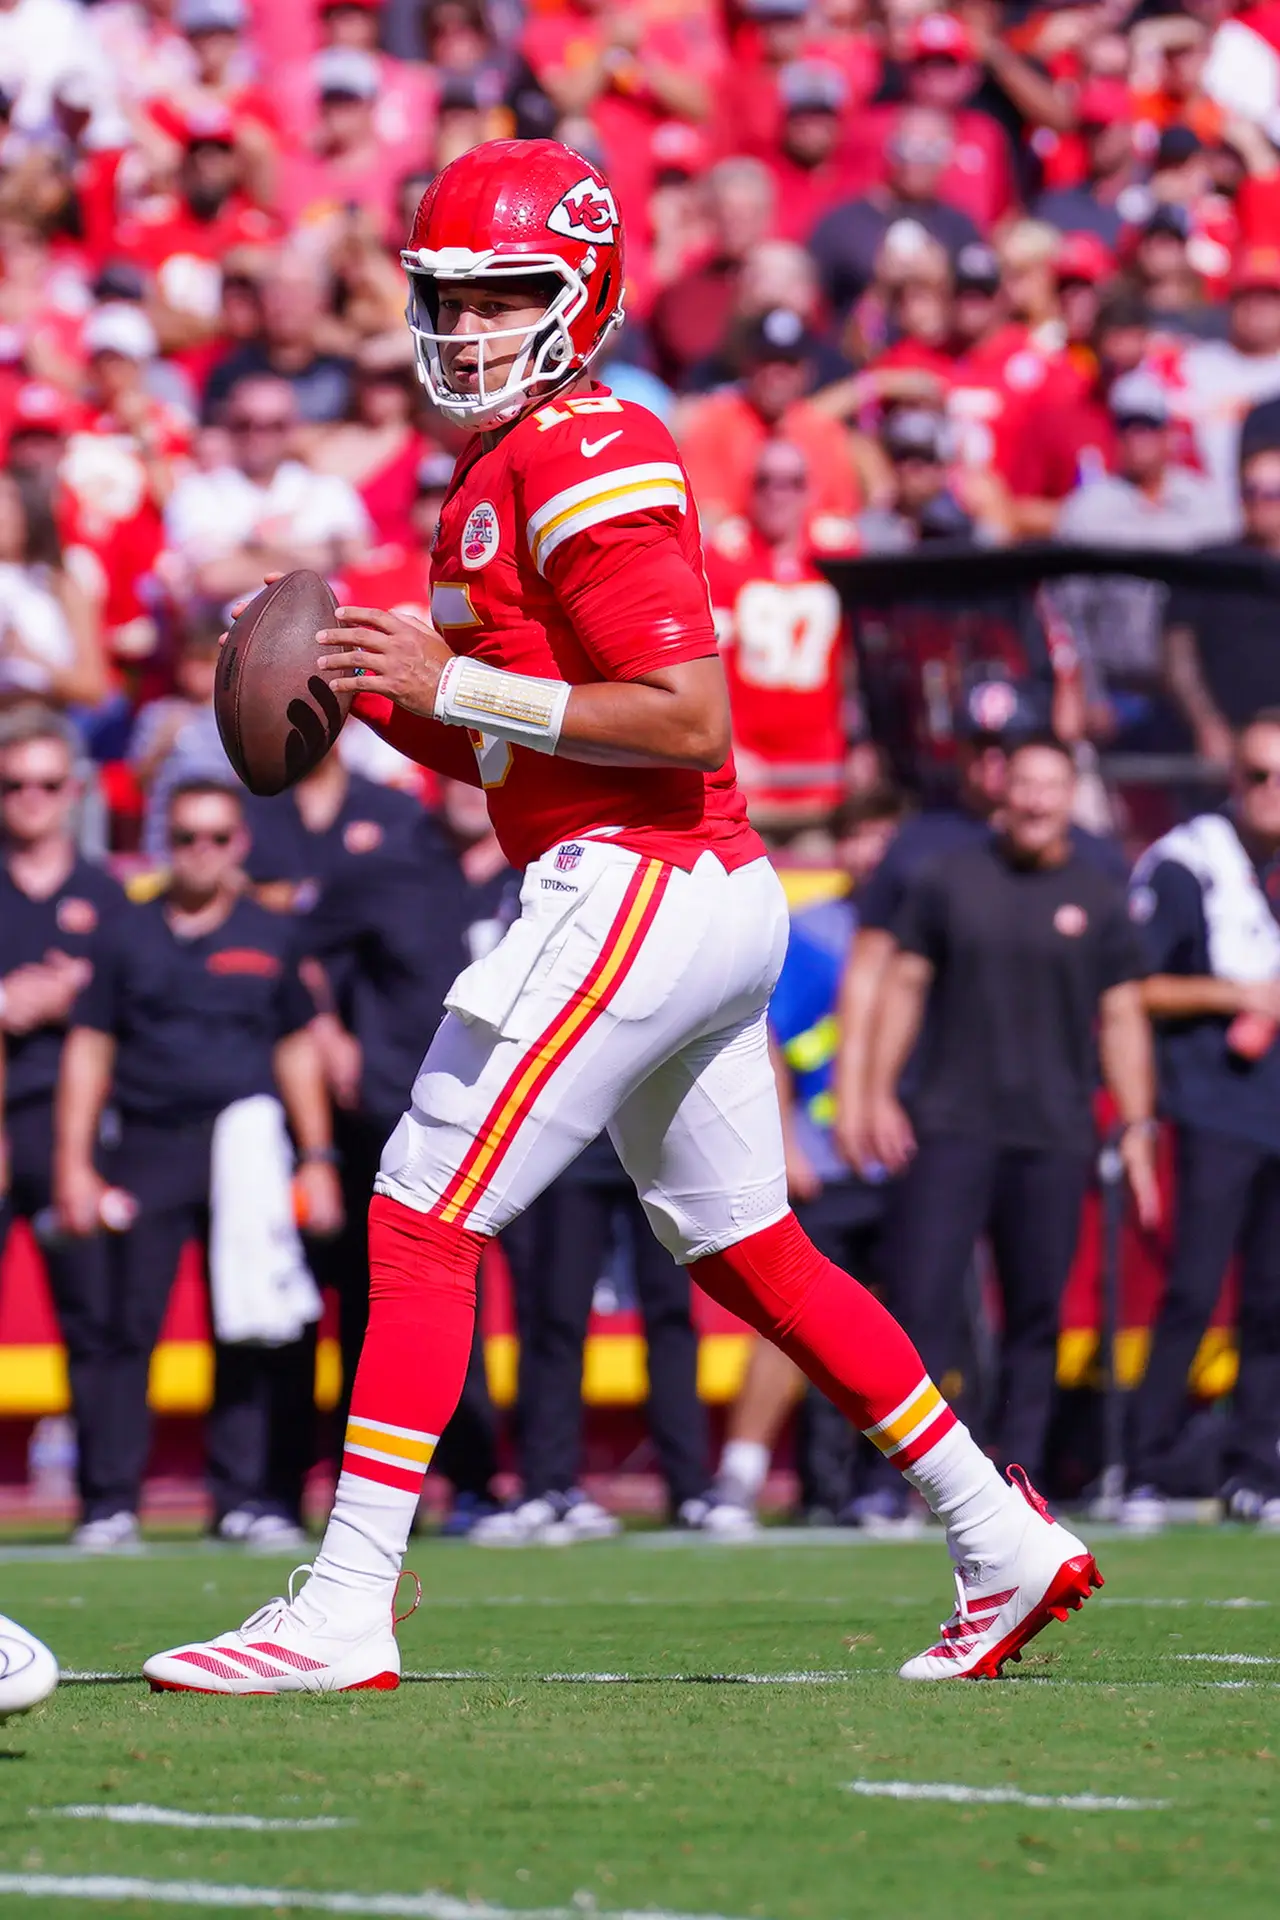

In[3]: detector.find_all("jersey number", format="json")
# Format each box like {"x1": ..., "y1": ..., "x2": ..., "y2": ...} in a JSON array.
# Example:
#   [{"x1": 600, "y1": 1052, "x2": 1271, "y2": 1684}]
[
  {"x1": 468, "y1": 729, "x2": 513, "y2": 788},
  {"x1": 730, "y1": 581, "x2": 843, "y2": 691},
  {"x1": 533, "y1": 394, "x2": 624, "y2": 430}
]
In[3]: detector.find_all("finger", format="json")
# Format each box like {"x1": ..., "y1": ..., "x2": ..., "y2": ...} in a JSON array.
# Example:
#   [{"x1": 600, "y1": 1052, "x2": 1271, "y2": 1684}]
[
  {"x1": 329, "y1": 672, "x2": 391, "y2": 695},
  {"x1": 316, "y1": 647, "x2": 379, "y2": 672},
  {"x1": 334, "y1": 605, "x2": 396, "y2": 631},
  {"x1": 317, "y1": 628, "x2": 388, "y2": 652}
]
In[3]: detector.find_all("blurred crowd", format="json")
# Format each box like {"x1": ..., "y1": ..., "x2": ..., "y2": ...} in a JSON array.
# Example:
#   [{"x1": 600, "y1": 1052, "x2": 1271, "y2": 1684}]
[
  {"x1": 1, "y1": 0, "x2": 1280, "y2": 1540},
  {"x1": 0, "y1": 0, "x2": 1274, "y2": 811}
]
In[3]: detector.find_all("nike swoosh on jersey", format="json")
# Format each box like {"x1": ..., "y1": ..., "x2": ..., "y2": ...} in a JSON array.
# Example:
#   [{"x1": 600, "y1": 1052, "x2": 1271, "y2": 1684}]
[{"x1": 580, "y1": 430, "x2": 624, "y2": 458}]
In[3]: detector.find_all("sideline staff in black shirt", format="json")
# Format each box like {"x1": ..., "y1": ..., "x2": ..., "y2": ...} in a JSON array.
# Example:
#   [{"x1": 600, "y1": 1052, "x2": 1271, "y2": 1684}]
[
  {"x1": 0, "y1": 707, "x2": 125, "y2": 1542},
  {"x1": 55, "y1": 780, "x2": 339, "y2": 1548},
  {"x1": 1126, "y1": 711, "x2": 1280, "y2": 1522},
  {"x1": 865, "y1": 735, "x2": 1157, "y2": 1481}
]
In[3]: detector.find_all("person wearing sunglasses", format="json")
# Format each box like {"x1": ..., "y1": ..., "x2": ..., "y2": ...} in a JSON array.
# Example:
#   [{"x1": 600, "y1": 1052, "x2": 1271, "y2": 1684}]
[
  {"x1": 1164, "y1": 446, "x2": 1280, "y2": 769},
  {"x1": 53, "y1": 778, "x2": 341, "y2": 1552},
  {"x1": 163, "y1": 372, "x2": 370, "y2": 604},
  {"x1": 1124, "y1": 708, "x2": 1280, "y2": 1535},
  {"x1": 0, "y1": 705, "x2": 126, "y2": 1549}
]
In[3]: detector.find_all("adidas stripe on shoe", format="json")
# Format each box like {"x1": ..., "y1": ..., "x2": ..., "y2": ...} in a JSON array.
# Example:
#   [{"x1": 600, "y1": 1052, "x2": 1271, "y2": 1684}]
[
  {"x1": 899, "y1": 1467, "x2": 1103, "y2": 1681},
  {"x1": 143, "y1": 1568, "x2": 419, "y2": 1695}
]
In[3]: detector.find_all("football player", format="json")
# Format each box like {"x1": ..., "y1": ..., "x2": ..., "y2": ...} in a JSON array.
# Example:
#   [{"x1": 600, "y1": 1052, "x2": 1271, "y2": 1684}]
[{"x1": 145, "y1": 140, "x2": 1101, "y2": 1693}]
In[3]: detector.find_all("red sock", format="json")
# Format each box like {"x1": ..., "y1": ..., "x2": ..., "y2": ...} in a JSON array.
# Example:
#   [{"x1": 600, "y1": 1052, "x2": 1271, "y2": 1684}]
[
  {"x1": 692, "y1": 1212, "x2": 956, "y2": 1469},
  {"x1": 311, "y1": 1195, "x2": 486, "y2": 1603}
]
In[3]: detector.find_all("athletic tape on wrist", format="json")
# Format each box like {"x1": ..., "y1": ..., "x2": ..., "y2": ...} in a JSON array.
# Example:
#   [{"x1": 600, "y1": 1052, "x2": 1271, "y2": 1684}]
[{"x1": 434, "y1": 654, "x2": 571, "y2": 754}]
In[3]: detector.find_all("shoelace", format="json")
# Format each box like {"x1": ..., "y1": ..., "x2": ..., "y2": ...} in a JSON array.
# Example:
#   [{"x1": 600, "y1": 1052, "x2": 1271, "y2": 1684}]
[{"x1": 233, "y1": 1564, "x2": 314, "y2": 1636}]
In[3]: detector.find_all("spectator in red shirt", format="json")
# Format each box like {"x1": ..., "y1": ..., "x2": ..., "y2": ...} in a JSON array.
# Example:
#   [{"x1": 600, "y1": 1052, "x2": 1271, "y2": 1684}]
[
  {"x1": 705, "y1": 436, "x2": 851, "y2": 830},
  {"x1": 677, "y1": 305, "x2": 861, "y2": 530},
  {"x1": 279, "y1": 47, "x2": 415, "y2": 245},
  {"x1": 648, "y1": 156, "x2": 776, "y2": 391},
  {"x1": 1009, "y1": 294, "x2": 1155, "y2": 531},
  {"x1": 521, "y1": 0, "x2": 722, "y2": 231},
  {"x1": 149, "y1": 0, "x2": 281, "y2": 204},
  {"x1": 113, "y1": 108, "x2": 279, "y2": 367},
  {"x1": 60, "y1": 302, "x2": 192, "y2": 663},
  {"x1": 1033, "y1": 77, "x2": 1137, "y2": 251},
  {"x1": 714, "y1": 0, "x2": 812, "y2": 159},
  {"x1": 765, "y1": 60, "x2": 863, "y2": 243},
  {"x1": 1056, "y1": 231, "x2": 1115, "y2": 371},
  {"x1": 279, "y1": 0, "x2": 438, "y2": 184},
  {"x1": 896, "y1": 12, "x2": 1015, "y2": 230}
]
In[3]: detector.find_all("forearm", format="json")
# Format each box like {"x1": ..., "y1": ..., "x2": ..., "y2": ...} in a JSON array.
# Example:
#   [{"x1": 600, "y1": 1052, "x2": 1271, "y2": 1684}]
[
  {"x1": 557, "y1": 667, "x2": 727, "y2": 770},
  {"x1": 986, "y1": 41, "x2": 1073, "y2": 130},
  {"x1": 1098, "y1": 988, "x2": 1155, "y2": 1124},
  {"x1": 54, "y1": 1029, "x2": 114, "y2": 1171},
  {"x1": 866, "y1": 957, "x2": 930, "y2": 1100},
  {"x1": 1143, "y1": 973, "x2": 1249, "y2": 1019},
  {"x1": 273, "y1": 1029, "x2": 334, "y2": 1156},
  {"x1": 642, "y1": 62, "x2": 710, "y2": 120},
  {"x1": 834, "y1": 931, "x2": 895, "y2": 1117}
]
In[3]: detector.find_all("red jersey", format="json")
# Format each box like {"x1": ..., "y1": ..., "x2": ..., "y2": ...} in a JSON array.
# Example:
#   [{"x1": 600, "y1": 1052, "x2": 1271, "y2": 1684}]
[
  {"x1": 336, "y1": 544, "x2": 432, "y2": 625},
  {"x1": 704, "y1": 520, "x2": 846, "y2": 811},
  {"x1": 59, "y1": 399, "x2": 193, "y2": 643},
  {"x1": 355, "y1": 388, "x2": 763, "y2": 875}
]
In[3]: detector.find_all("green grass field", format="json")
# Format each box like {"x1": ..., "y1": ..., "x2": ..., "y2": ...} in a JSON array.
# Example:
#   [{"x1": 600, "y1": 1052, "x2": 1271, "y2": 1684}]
[{"x1": 1, "y1": 1527, "x2": 1277, "y2": 1920}]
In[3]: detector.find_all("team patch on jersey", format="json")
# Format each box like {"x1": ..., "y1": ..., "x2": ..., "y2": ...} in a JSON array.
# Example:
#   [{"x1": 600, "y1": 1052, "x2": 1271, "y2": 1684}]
[
  {"x1": 461, "y1": 500, "x2": 500, "y2": 570},
  {"x1": 555, "y1": 842, "x2": 585, "y2": 871},
  {"x1": 1054, "y1": 903, "x2": 1088, "y2": 938},
  {"x1": 206, "y1": 948, "x2": 281, "y2": 978},
  {"x1": 56, "y1": 896, "x2": 97, "y2": 935},
  {"x1": 546, "y1": 177, "x2": 619, "y2": 245},
  {"x1": 344, "y1": 819, "x2": 384, "y2": 855}
]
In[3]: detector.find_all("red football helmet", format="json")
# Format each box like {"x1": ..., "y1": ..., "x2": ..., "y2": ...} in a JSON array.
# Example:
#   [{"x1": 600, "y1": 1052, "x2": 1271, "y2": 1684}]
[{"x1": 402, "y1": 138, "x2": 627, "y2": 428}]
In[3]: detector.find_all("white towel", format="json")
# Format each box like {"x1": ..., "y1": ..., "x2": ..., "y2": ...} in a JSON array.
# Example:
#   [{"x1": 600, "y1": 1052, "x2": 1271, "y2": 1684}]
[
  {"x1": 208, "y1": 1095, "x2": 323, "y2": 1347},
  {"x1": 1133, "y1": 813, "x2": 1280, "y2": 983}
]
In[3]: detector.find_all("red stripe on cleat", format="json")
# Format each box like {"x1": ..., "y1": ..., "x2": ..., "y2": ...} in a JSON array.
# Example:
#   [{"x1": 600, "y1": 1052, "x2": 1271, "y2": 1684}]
[
  {"x1": 344, "y1": 1671, "x2": 399, "y2": 1691},
  {"x1": 963, "y1": 1554, "x2": 1104, "y2": 1682}
]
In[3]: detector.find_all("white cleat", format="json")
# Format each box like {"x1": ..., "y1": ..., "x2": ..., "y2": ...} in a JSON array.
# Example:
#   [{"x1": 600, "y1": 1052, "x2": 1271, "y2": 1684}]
[
  {"x1": 899, "y1": 1468, "x2": 1103, "y2": 1681},
  {"x1": 143, "y1": 1569, "x2": 418, "y2": 1696},
  {"x1": 0, "y1": 1614, "x2": 59, "y2": 1720}
]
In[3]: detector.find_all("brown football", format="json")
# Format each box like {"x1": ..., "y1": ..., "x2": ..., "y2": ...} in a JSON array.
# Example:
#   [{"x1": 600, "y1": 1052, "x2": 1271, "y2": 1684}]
[{"x1": 215, "y1": 571, "x2": 349, "y2": 796}]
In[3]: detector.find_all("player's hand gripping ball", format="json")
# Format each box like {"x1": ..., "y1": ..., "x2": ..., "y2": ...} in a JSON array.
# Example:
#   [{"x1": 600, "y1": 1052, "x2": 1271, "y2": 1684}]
[{"x1": 317, "y1": 605, "x2": 454, "y2": 717}]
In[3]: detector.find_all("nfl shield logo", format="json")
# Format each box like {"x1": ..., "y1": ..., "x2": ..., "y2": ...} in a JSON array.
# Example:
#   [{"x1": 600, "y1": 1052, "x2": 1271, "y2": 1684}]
[{"x1": 555, "y1": 843, "x2": 584, "y2": 872}]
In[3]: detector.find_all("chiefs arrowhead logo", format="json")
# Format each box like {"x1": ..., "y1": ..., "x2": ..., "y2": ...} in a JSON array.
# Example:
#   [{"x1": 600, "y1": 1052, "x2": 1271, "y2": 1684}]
[{"x1": 547, "y1": 177, "x2": 619, "y2": 245}]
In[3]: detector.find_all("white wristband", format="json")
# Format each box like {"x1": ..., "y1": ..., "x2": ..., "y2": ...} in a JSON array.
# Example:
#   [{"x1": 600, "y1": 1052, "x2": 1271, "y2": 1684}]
[{"x1": 434, "y1": 654, "x2": 571, "y2": 755}]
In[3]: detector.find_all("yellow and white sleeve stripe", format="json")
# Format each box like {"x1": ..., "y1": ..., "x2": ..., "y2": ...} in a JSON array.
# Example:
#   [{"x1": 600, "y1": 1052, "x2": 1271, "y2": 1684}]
[{"x1": 526, "y1": 462, "x2": 687, "y2": 575}]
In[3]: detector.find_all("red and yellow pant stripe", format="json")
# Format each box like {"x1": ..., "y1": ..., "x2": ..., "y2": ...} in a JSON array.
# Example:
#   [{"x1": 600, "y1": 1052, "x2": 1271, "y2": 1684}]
[
  {"x1": 863, "y1": 1377, "x2": 956, "y2": 1468},
  {"x1": 432, "y1": 857, "x2": 670, "y2": 1228},
  {"x1": 341, "y1": 1415, "x2": 438, "y2": 1494}
]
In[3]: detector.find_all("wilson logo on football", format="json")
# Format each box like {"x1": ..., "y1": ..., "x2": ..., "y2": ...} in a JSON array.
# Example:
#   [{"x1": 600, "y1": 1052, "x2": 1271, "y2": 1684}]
[
  {"x1": 546, "y1": 178, "x2": 619, "y2": 245},
  {"x1": 461, "y1": 500, "x2": 500, "y2": 570}
]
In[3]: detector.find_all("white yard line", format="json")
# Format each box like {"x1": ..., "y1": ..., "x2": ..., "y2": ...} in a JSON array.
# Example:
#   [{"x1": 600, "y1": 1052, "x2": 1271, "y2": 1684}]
[
  {"x1": 1173, "y1": 1653, "x2": 1280, "y2": 1665},
  {"x1": 0, "y1": 1875, "x2": 754, "y2": 1920},
  {"x1": 61, "y1": 1669, "x2": 856, "y2": 1687},
  {"x1": 1097, "y1": 1597, "x2": 1270, "y2": 1609},
  {"x1": 41, "y1": 1805, "x2": 353, "y2": 1831},
  {"x1": 843, "y1": 1780, "x2": 1169, "y2": 1811}
]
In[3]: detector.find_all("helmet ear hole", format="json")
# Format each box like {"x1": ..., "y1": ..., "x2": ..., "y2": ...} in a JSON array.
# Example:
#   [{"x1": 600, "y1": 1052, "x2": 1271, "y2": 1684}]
[{"x1": 594, "y1": 267, "x2": 614, "y2": 318}]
